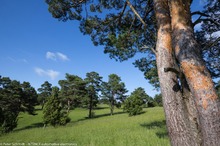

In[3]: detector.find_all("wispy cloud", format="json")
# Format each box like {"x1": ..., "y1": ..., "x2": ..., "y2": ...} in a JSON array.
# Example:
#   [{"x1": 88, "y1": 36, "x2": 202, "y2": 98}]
[
  {"x1": 34, "y1": 67, "x2": 60, "y2": 80},
  {"x1": 56, "y1": 52, "x2": 69, "y2": 61},
  {"x1": 7, "y1": 57, "x2": 28, "y2": 63},
  {"x1": 46, "y1": 52, "x2": 56, "y2": 61},
  {"x1": 46, "y1": 51, "x2": 70, "y2": 61}
]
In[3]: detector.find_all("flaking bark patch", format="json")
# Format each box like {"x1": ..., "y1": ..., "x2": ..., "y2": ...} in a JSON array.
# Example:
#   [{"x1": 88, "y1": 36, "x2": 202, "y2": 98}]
[
  {"x1": 181, "y1": 61, "x2": 215, "y2": 92},
  {"x1": 181, "y1": 61, "x2": 218, "y2": 110},
  {"x1": 202, "y1": 99, "x2": 208, "y2": 110}
]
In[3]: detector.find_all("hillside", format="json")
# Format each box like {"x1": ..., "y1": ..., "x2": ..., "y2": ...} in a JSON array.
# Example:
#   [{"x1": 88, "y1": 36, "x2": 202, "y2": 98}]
[{"x1": 0, "y1": 105, "x2": 170, "y2": 146}]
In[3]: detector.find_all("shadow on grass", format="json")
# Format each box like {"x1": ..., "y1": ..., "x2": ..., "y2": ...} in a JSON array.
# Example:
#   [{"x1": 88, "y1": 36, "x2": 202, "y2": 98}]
[
  {"x1": 14, "y1": 122, "x2": 44, "y2": 132},
  {"x1": 94, "y1": 106, "x2": 109, "y2": 110},
  {"x1": 35, "y1": 108, "x2": 43, "y2": 111},
  {"x1": 140, "y1": 120, "x2": 168, "y2": 138},
  {"x1": 69, "y1": 111, "x2": 126, "y2": 125},
  {"x1": 93, "y1": 111, "x2": 125, "y2": 118},
  {"x1": 14, "y1": 109, "x2": 125, "y2": 132}
]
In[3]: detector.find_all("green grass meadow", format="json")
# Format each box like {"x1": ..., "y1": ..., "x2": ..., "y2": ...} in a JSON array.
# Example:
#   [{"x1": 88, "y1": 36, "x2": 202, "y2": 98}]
[{"x1": 0, "y1": 105, "x2": 170, "y2": 146}]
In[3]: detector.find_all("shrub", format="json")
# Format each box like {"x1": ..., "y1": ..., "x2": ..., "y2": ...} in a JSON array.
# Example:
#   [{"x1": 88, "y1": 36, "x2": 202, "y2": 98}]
[{"x1": 123, "y1": 95, "x2": 144, "y2": 116}]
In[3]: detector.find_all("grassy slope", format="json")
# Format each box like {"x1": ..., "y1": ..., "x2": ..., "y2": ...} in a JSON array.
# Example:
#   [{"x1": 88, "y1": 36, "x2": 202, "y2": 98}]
[{"x1": 0, "y1": 105, "x2": 170, "y2": 146}]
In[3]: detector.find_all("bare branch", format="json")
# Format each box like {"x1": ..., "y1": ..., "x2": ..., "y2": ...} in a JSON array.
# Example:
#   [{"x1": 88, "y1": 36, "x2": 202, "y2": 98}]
[
  {"x1": 126, "y1": 0, "x2": 146, "y2": 27},
  {"x1": 203, "y1": 37, "x2": 220, "y2": 51},
  {"x1": 118, "y1": 2, "x2": 128, "y2": 25},
  {"x1": 129, "y1": 16, "x2": 136, "y2": 33},
  {"x1": 193, "y1": 18, "x2": 220, "y2": 28},
  {"x1": 164, "y1": 67, "x2": 180, "y2": 75},
  {"x1": 71, "y1": 0, "x2": 87, "y2": 7},
  {"x1": 142, "y1": 45, "x2": 157, "y2": 54},
  {"x1": 191, "y1": 11, "x2": 209, "y2": 17}
]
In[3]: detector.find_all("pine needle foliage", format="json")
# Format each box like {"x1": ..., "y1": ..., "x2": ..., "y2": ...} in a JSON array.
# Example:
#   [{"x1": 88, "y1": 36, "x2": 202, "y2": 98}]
[{"x1": 43, "y1": 87, "x2": 70, "y2": 127}]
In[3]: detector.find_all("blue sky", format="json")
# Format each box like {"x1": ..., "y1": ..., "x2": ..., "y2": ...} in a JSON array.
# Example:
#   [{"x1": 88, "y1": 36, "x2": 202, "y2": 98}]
[{"x1": 0, "y1": 0, "x2": 203, "y2": 97}]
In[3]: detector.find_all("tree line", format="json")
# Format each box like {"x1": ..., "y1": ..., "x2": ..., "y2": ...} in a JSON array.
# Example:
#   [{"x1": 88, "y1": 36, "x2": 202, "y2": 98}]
[{"x1": 0, "y1": 72, "x2": 163, "y2": 133}]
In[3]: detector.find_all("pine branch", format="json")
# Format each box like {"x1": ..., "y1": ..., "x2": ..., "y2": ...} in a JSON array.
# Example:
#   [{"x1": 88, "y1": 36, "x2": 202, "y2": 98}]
[
  {"x1": 142, "y1": 45, "x2": 157, "y2": 54},
  {"x1": 126, "y1": 0, "x2": 156, "y2": 54},
  {"x1": 191, "y1": 11, "x2": 209, "y2": 17},
  {"x1": 129, "y1": 16, "x2": 136, "y2": 33},
  {"x1": 203, "y1": 37, "x2": 220, "y2": 51},
  {"x1": 126, "y1": 0, "x2": 146, "y2": 27},
  {"x1": 193, "y1": 18, "x2": 220, "y2": 27},
  {"x1": 118, "y1": 2, "x2": 128, "y2": 25}
]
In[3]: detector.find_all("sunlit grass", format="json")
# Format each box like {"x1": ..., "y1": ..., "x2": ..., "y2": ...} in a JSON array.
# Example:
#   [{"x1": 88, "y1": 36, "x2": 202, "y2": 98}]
[{"x1": 0, "y1": 105, "x2": 170, "y2": 146}]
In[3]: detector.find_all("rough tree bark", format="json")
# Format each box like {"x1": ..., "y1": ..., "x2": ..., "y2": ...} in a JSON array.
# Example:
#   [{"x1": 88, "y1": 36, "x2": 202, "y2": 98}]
[
  {"x1": 170, "y1": 0, "x2": 220, "y2": 145},
  {"x1": 153, "y1": 0, "x2": 200, "y2": 145},
  {"x1": 181, "y1": 76, "x2": 202, "y2": 145}
]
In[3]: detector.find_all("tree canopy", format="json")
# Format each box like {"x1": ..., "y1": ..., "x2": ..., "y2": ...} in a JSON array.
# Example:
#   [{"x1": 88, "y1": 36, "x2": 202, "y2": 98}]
[
  {"x1": 59, "y1": 73, "x2": 87, "y2": 111},
  {"x1": 37, "y1": 81, "x2": 52, "y2": 109},
  {"x1": 84, "y1": 71, "x2": 103, "y2": 118},
  {"x1": 46, "y1": 0, "x2": 219, "y2": 89},
  {"x1": 101, "y1": 74, "x2": 128, "y2": 115},
  {"x1": 0, "y1": 76, "x2": 38, "y2": 133},
  {"x1": 124, "y1": 87, "x2": 149, "y2": 116},
  {"x1": 43, "y1": 86, "x2": 70, "y2": 127}
]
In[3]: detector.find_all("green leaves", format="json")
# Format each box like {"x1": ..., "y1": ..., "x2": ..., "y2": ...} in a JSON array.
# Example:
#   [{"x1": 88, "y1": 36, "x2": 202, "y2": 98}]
[
  {"x1": 85, "y1": 72, "x2": 103, "y2": 118},
  {"x1": 154, "y1": 94, "x2": 162, "y2": 106},
  {"x1": 59, "y1": 73, "x2": 87, "y2": 108},
  {"x1": 0, "y1": 76, "x2": 38, "y2": 133},
  {"x1": 123, "y1": 87, "x2": 146, "y2": 116},
  {"x1": 46, "y1": 0, "x2": 83, "y2": 21},
  {"x1": 45, "y1": 0, "x2": 220, "y2": 91},
  {"x1": 43, "y1": 87, "x2": 70, "y2": 126},
  {"x1": 101, "y1": 74, "x2": 128, "y2": 115},
  {"x1": 37, "y1": 81, "x2": 52, "y2": 109}
]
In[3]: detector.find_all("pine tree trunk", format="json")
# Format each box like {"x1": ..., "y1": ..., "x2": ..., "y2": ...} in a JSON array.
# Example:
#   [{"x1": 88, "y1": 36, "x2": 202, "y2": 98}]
[
  {"x1": 110, "y1": 95, "x2": 114, "y2": 116},
  {"x1": 181, "y1": 77, "x2": 202, "y2": 145},
  {"x1": 154, "y1": 0, "x2": 201, "y2": 145},
  {"x1": 170, "y1": 0, "x2": 220, "y2": 145},
  {"x1": 67, "y1": 99, "x2": 71, "y2": 113},
  {"x1": 41, "y1": 100, "x2": 45, "y2": 110},
  {"x1": 89, "y1": 95, "x2": 93, "y2": 118}
]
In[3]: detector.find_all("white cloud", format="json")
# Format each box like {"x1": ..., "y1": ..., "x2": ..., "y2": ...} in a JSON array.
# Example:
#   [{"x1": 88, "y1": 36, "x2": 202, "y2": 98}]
[
  {"x1": 46, "y1": 51, "x2": 70, "y2": 61},
  {"x1": 34, "y1": 67, "x2": 60, "y2": 80},
  {"x1": 56, "y1": 52, "x2": 70, "y2": 61},
  {"x1": 46, "y1": 52, "x2": 56, "y2": 60},
  {"x1": 46, "y1": 69, "x2": 60, "y2": 80},
  {"x1": 7, "y1": 57, "x2": 28, "y2": 63}
]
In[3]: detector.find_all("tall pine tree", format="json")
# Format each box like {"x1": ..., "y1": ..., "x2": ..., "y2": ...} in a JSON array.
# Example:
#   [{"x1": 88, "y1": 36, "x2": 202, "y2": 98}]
[
  {"x1": 45, "y1": 0, "x2": 220, "y2": 145},
  {"x1": 84, "y1": 71, "x2": 103, "y2": 118}
]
